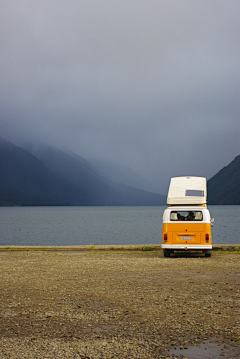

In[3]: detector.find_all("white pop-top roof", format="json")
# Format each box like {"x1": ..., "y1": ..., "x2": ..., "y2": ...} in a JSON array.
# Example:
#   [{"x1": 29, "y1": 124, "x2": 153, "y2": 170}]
[{"x1": 167, "y1": 176, "x2": 207, "y2": 205}]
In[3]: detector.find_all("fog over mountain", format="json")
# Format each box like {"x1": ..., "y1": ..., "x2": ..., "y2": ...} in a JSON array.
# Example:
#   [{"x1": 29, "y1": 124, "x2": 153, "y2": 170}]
[
  {"x1": 87, "y1": 159, "x2": 160, "y2": 194},
  {"x1": 1, "y1": 138, "x2": 239, "y2": 206},
  {"x1": 1, "y1": 1, "x2": 240, "y2": 193},
  {"x1": 0, "y1": 138, "x2": 166, "y2": 206}
]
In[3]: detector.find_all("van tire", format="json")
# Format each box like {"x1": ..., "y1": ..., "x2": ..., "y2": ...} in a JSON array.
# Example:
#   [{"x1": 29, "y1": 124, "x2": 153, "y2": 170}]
[
  {"x1": 205, "y1": 250, "x2": 211, "y2": 257},
  {"x1": 164, "y1": 249, "x2": 170, "y2": 257}
]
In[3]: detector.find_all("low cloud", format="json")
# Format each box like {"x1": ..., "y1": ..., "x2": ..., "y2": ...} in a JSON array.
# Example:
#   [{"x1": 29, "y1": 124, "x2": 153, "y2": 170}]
[{"x1": 1, "y1": 0, "x2": 240, "y2": 193}]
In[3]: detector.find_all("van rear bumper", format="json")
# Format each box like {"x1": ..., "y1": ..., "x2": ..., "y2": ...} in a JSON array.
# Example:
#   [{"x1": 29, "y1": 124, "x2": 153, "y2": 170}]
[{"x1": 161, "y1": 244, "x2": 212, "y2": 250}]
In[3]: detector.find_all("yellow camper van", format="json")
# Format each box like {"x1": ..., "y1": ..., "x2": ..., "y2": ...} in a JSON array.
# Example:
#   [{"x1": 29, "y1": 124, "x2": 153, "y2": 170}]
[{"x1": 162, "y1": 176, "x2": 214, "y2": 257}]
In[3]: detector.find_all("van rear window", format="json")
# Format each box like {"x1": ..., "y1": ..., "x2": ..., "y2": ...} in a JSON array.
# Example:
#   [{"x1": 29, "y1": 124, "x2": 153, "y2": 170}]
[{"x1": 170, "y1": 211, "x2": 203, "y2": 221}]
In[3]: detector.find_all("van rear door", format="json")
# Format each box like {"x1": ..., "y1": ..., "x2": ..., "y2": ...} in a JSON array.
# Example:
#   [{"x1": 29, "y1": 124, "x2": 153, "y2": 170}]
[{"x1": 169, "y1": 210, "x2": 204, "y2": 245}]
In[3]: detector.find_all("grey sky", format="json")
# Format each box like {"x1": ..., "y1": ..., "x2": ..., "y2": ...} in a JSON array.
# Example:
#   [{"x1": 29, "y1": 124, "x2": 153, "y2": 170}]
[{"x1": 1, "y1": 0, "x2": 240, "y2": 193}]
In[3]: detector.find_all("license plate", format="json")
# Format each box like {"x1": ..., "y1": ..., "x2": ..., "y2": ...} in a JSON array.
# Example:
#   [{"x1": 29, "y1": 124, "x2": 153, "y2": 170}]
[{"x1": 181, "y1": 236, "x2": 191, "y2": 240}]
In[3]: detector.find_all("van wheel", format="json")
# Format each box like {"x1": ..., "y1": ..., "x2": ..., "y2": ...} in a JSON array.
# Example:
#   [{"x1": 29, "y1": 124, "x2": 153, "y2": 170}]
[
  {"x1": 205, "y1": 250, "x2": 211, "y2": 257},
  {"x1": 164, "y1": 249, "x2": 170, "y2": 257}
]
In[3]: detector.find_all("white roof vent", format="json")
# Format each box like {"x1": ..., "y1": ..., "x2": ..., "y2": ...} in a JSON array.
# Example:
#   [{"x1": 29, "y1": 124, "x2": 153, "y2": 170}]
[{"x1": 167, "y1": 176, "x2": 207, "y2": 205}]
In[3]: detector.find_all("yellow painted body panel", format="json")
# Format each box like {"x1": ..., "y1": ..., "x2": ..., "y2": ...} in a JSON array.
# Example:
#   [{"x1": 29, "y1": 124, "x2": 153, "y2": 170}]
[{"x1": 162, "y1": 223, "x2": 212, "y2": 245}]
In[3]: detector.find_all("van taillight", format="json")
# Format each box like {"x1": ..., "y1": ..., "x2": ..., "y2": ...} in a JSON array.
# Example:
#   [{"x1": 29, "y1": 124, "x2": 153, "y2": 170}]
[
  {"x1": 206, "y1": 234, "x2": 209, "y2": 243},
  {"x1": 164, "y1": 234, "x2": 168, "y2": 242}
]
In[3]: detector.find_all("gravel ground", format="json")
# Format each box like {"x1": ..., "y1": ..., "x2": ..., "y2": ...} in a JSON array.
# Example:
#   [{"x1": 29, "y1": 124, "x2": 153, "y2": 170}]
[{"x1": 0, "y1": 251, "x2": 239, "y2": 358}]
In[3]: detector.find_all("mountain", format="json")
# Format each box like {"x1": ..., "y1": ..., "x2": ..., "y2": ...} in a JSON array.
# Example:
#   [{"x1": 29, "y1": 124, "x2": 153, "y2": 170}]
[
  {"x1": 207, "y1": 155, "x2": 240, "y2": 205},
  {"x1": 0, "y1": 138, "x2": 166, "y2": 206},
  {"x1": 109, "y1": 181, "x2": 166, "y2": 206},
  {"x1": 0, "y1": 138, "x2": 88, "y2": 206},
  {"x1": 90, "y1": 158, "x2": 159, "y2": 193}
]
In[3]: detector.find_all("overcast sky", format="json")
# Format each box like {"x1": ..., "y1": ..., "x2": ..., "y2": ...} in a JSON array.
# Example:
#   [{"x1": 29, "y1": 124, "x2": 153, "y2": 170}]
[{"x1": 1, "y1": 0, "x2": 240, "y2": 193}]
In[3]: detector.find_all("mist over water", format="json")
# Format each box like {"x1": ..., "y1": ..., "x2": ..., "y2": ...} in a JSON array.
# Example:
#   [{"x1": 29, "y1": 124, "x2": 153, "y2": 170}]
[{"x1": 1, "y1": 206, "x2": 239, "y2": 246}]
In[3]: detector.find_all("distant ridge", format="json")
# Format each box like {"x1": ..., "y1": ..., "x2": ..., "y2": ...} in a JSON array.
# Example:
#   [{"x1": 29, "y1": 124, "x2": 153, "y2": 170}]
[
  {"x1": 207, "y1": 155, "x2": 240, "y2": 205},
  {"x1": 0, "y1": 138, "x2": 166, "y2": 206},
  {"x1": 0, "y1": 138, "x2": 86, "y2": 206}
]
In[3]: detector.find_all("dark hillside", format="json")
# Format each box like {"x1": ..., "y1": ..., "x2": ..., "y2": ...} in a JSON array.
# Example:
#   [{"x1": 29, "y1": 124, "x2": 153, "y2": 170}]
[
  {"x1": 0, "y1": 138, "x2": 86, "y2": 206},
  {"x1": 110, "y1": 182, "x2": 166, "y2": 206},
  {"x1": 0, "y1": 138, "x2": 166, "y2": 206},
  {"x1": 29, "y1": 145, "x2": 125, "y2": 205},
  {"x1": 207, "y1": 155, "x2": 240, "y2": 204},
  {"x1": 30, "y1": 144, "x2": 166, "y2": 206}
]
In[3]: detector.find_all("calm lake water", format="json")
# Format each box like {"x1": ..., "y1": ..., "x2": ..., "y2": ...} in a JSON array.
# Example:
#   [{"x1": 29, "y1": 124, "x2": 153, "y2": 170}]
[{"x1": 0, "y1": 206, "x2": 239, "y2": 246}]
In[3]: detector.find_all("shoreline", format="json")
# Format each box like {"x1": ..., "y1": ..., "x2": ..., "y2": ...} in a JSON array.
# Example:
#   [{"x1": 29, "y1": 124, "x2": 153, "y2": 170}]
[
  {"x1": 0, "y1": 243, "x2": 240, "y2": 251},
  {"x1": 0, "y1": 250, "x2": 239, "y2": 358}
]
